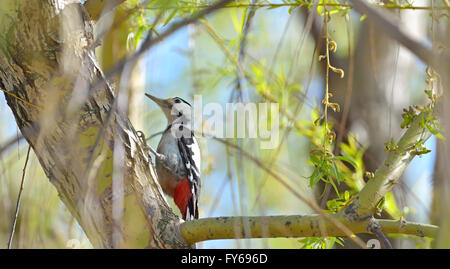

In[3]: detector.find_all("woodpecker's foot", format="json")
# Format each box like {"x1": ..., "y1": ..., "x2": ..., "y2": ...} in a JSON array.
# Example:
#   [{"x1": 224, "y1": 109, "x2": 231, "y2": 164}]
[
  {"x1": 149, "y1": 146, "x2": 166, "y2": 162},
  {"x1": 137, "y1": 130, "x2": 166, "y2": 162}
]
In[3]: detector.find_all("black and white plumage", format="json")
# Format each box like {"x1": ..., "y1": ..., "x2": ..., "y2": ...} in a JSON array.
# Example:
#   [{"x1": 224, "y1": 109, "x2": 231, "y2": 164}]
[
  {"x1": 145, "y1": 94, "x2": 201, "y2": 221},
  {"x1": 177, "y1": 133, "x2": 201, "y2": 219}
]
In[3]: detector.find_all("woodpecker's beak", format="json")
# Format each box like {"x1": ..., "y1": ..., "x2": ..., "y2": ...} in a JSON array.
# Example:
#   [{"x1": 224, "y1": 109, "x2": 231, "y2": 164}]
[{"x1": 145, "y1": 93, "x2": 169, "y2": 110}]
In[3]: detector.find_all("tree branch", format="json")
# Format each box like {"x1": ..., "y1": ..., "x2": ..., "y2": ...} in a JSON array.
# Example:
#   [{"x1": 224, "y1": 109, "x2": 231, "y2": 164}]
[
  {"x1": 0, "y1": 135, "x2": 24, "y2": 158},
  {"x1": 340, "y1": 111, "x2": 432, "y2": 220},
  {"x1": 180, "y1": 215, "x2": 437, "y2": 244}
]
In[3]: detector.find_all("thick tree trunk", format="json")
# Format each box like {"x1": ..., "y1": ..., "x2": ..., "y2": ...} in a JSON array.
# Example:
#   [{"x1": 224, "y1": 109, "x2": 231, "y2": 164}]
[{"x1": 0, "y1": 0, "x2": 188, "y2": 248}]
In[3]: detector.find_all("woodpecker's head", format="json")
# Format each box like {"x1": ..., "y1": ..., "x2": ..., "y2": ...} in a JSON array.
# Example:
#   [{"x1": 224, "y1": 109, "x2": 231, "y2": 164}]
[{"x1": 145, "y1": 94, "x2": 192, "y2": 124}]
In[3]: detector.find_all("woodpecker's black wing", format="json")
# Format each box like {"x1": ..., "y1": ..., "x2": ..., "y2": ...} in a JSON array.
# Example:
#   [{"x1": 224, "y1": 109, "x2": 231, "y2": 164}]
[{"x1": 177, "y1": 132, "x2": 201, "y2": 220}]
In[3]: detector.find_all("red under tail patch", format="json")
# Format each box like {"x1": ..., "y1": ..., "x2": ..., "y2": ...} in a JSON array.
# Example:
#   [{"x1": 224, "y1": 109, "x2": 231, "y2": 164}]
[{"x1": 174, "y1": 179, "x2": 191, "y2": 219}]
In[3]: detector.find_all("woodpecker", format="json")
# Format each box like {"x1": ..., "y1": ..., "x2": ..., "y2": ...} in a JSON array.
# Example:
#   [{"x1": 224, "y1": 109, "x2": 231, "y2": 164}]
[{"x1": 143, "y1": 94, "x2": 201, "y2": 221}]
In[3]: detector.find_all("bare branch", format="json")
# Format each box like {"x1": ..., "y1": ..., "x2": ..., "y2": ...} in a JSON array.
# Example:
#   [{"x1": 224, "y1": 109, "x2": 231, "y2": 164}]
[
  {"x1": 7, "y1": 145, "x2": 31, "y2": 249},
  {"x1": 339, "y1": 111, "x2": 433, "y2": 220},
  {"x1": 0, "y1": 135, "x2": 25, "y2": 158},
  {"x1": 180, "y1": 215, "x2": 437, "y2": 244}
]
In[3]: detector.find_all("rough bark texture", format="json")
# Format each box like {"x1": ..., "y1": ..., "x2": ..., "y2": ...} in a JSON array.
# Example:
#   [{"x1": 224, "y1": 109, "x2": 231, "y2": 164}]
[
  {"x1": 0, "y1": 0, "x2": 189, "y2": 248},
  {"x1": 181, "y1": 215, "x2": 437, "y2": 243}
]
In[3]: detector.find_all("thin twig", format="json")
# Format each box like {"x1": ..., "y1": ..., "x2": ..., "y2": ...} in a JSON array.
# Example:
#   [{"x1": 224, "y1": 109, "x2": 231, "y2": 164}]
[
  {"x1": 91, "y1": 0, "x2": 234, "y2": 93},
  {"x1": 203, "y1": 134, "x2": 367, "y2": 248},
  {"x1": 321, "y1": 11, "x2": 355, "y2": 209},
  {"x1": 207, "y1": 176, "x2": 229, "y2": 216},
  {"x1": 0, "y1": 135, "x2": 25, "y2": 158},
  {"x1": 253, "y1": 7, "x2": 318, "y2": 208},
  {"x1": 234, "y1": 0, "x2": 256, "y2": 102},
  {"x1": 1, "y1": 88, "x2": 41, "y2": 110},
  {"x1": 7, "y1": 145, "x2": 31, "y2": 249}
]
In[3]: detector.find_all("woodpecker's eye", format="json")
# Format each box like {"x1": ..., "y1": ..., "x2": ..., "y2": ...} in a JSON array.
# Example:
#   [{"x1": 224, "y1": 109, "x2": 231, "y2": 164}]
[
  {"x1": 174, "y1": 98, "x2": 181, "y2": 103},
  {"x1": 178, "y1": 112, "x2": 182, "y2": 117}
]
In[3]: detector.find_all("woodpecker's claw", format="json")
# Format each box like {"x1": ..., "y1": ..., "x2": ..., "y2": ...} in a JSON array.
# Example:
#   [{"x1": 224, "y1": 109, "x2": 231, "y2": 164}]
[
  {"x1": 136, "y1": 131, "x2": 146, "y2": 144},
  {"x1": 148, "y1": 146, "x2": 166, "y2": 162}
]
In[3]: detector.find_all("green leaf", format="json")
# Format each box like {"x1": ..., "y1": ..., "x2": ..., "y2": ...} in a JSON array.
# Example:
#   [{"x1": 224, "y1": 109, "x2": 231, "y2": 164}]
[
  {"x1": 344, "y1": 190, "x2": 349, "y2": 201},
  {"x1": 332, "y1": 161, "x2": 342, "y2": 186},
  {"x1": 334, "y1": 155, "x2": 357, "y2": 169},
  {"x1": 317, "y1": 0, "x2": 324, "y2": 15},
  {"x1": 425, "y1": 121, "x2": 445, "y2": 140},
  {"x1": 360, "y1": 14, "x2": 367, "y2": 21},
  {"x1": 288, "y1": 6, "x2": 294, "y2": 14},
  {"x1": 335, "y1": 237, "x2": 345, "y2": 246},
  {"x1": 230, "y1": 9, "x2": 241, "y2": 33},
  {"x1": 134, "y1": 26, "x2": 146, "y2": 48},
  {"x1": 328, "y1": 177, "x2": 339, "y2": 196},
  {"x1": 310, "y1": 168, "x2": 323, "y2": 187},
  {"x1": 164, "y1": 8, "x2": 178, "y2": 26}
]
